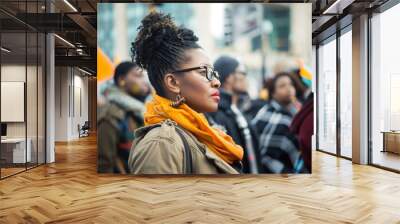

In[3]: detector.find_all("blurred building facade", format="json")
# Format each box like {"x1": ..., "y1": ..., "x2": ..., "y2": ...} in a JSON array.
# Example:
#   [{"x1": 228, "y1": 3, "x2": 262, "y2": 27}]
[
  {"x1": 220, "y1": 3, "x2": 311, "y2": 97},
  {"x1": 97, "y1": 3, "x2": 311, "y2": 98},
  {"x1": 98, "y1": 3, "x2": 195, "y2": 62}
]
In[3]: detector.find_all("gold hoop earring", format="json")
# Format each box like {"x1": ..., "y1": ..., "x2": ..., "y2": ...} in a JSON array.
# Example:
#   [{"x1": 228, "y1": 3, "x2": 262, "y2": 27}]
[{"x1": 171, "y1": 93, "x2": 186, "y2": 108}]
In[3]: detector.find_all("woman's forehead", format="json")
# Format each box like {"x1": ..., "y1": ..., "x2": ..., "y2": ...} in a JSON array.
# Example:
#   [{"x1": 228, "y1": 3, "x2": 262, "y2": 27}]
[{"x1": 184, "y1": 48, "x2": 211, "y2": 67}]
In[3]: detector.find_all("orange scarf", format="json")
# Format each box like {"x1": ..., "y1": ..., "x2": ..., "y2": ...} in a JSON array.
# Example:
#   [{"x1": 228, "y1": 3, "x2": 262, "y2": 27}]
[{"x1": 144, "y1": 94, "x2": 243, "y2": 164}]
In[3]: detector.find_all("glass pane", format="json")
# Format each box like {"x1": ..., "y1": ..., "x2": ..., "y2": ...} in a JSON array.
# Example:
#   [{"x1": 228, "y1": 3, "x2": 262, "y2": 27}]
[
  {"x1": 0, "y1": 0, "x2": 46, "y2": 178},
  {"x1": 317, "y1": 38, "x2": 337, "y2": 154},
  {"x1": 340, "y1": 30, "x2": 352, "y2": 158},
  {"x1": 26, "y1": 0, "x2": 39, "y2": 170},
  {"x1": 371, "y1": 4, "x2": 400, "y2": 171},
  {"x1": 27, "y1": 31, "x2": 38, "y2": 169},
  {"x1": 38, "y1": 32, "x2": 45, "y2": 165},
  {"x1": 1, "y1": 30, "x2": 27, "y2": 177}
]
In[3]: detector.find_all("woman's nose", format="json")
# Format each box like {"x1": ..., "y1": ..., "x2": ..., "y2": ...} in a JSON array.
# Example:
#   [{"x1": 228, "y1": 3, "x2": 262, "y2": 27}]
[{"x1": 211, "y1": 78, "x2": 221, "y2": 88}]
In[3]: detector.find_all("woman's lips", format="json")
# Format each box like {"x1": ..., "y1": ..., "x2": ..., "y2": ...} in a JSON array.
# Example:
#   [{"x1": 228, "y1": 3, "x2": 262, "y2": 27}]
[
  {"x1": 211, "y1": 91, "x2": 220, "y2": 102},
  {"x1": 211, "y1": 95, "x2": 220, "y2": 102}
]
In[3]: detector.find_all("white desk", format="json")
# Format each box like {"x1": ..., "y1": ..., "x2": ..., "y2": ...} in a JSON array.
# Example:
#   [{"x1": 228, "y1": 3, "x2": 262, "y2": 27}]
[{"x1": 1, "y1": 138, "x2": 31, "y2": 163}]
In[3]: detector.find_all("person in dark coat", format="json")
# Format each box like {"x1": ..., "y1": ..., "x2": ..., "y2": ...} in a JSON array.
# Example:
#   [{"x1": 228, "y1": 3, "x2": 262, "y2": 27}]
[
  {"x1": 290, "y1": 63, "x2": 313, "y2": 171},
  {"x1": 251, "y1": 72, "x2": 307, "y2": 173},
  {"x1": 206, "y1": 56, "x2": 259, "y2": 174},
  {"x1": 97, "y1": 61, "x2": 149, "y2": 173},
  {"x1": 290, "y1": 93, "x2": 313, "y2": 171}
]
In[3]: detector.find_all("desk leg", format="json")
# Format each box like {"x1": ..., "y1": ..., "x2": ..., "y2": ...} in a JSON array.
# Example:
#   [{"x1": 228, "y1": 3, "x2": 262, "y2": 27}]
[{"x1": 382, "y1": 133, "x2": 386, "y2": 153}]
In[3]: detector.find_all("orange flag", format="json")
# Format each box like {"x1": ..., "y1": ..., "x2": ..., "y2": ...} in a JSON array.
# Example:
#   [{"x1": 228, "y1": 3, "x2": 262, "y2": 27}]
[{"x1": 97, "y1": 47, "x2": 115, "y2": 83}]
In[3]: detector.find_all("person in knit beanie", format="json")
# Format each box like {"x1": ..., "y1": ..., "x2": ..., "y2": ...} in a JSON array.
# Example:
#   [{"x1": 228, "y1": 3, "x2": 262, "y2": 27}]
[
  {"x1": 206, "y1": 55, "x2": 260, "y2": 174},
  {"x1": 290, "y1": 61, "x2": 313, "y2": 172}
]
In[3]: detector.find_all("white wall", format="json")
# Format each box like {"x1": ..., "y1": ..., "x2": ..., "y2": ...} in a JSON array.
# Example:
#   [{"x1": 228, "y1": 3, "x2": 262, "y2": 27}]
[
  {"x1": 54, "y1": 67, "x2": 89, "y2": 141},
  {"x1": 54, "y1": 66, "x2": 69, "y2": 141},
  {"x1": 71, "y1": 73, "x2": 89, "y2": 138}
]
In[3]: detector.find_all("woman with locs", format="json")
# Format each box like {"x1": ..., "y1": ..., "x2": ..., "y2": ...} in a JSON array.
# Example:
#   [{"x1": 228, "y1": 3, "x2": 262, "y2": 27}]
[{"x1": 128, "y1": 12, "x2": 244, "y2": 174}]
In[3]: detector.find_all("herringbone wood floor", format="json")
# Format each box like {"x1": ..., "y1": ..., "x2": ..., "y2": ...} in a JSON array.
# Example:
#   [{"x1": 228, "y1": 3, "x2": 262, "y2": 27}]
[{"x1": 1, "y1": 135, "x2": 400, "y2": 224}]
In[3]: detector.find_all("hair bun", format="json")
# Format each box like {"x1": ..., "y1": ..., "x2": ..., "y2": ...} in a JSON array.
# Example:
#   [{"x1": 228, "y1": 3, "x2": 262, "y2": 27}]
[
  {"x1": 177, "y1": 28, "x2": 199, "y2": 43},
  {"x1": 131, "y1": 11, "x2": 201, "y2": 97},
  {"x1": 132, "y1": 12, "x2": 180, "y2": 69}
]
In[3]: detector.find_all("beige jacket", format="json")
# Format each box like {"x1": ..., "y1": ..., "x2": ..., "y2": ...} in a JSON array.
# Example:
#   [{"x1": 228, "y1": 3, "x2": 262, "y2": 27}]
[{"x1": 128, "y1": 119, "x2": 239, "y2": 174}]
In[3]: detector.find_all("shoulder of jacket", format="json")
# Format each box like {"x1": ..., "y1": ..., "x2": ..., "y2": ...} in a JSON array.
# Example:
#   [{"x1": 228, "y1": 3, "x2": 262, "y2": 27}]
[
  {"x1": 138, "y1": 120, "x2": 207, "y2": 153},
  {"x1": 99, "y1": 103, "x2": 127, "y2": 130},
  {"x1": 98, "y1": 103, "x2": 125, "y2": 122},
  {"x1": 132, "y1": 120, "x2": 239, "y2": 174},
  {"x1": 135, "y1": 120, "x2": 183, "y2": 145},
  {"x1": 132, "y1": 122, "x2": 189, "y2": 165}
]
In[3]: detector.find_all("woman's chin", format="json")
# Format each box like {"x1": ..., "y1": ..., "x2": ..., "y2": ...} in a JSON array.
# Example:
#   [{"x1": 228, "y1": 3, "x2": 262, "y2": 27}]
[
  {"x1": 198, "y1": 104, "x2": 218, "y2": 113},
  {"x1": 207, "y1": 102, "x2": 219, "y2": 113},
  {"x1": 188, "y1": 101, "x2": 218, "y2": 113}
]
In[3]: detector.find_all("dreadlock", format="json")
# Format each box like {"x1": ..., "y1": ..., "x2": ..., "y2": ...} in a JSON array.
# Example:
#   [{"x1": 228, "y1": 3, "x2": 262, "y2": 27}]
[{"x1": 131, "y1": 11, "x2": 201, "y2": 97}]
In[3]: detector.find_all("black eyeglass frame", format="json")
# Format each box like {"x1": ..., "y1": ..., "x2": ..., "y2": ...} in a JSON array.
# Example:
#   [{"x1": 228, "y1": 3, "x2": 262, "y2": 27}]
[{"x1": 171, "y1": 66, "x2": 220, "y2": 81}]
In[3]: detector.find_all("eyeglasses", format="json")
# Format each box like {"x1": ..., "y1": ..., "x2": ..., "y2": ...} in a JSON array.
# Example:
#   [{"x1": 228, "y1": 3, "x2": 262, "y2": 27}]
[{"x1": 172, "y1": 66, "x2": 220, "y2": 82}]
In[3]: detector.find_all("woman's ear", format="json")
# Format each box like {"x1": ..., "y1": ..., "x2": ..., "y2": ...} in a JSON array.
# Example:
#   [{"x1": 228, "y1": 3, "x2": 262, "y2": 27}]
[{"x1": 163, "y1": 73, "x2": 181, "y2": 94}]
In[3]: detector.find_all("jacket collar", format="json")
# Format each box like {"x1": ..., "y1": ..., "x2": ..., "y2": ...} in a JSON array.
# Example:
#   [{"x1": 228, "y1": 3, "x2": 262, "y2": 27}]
[
  {"x1": 106, "y1": 86, "x2": 145, "y2": 115},
  {"x1": 134, "y1": 119, "x2": 176, "y2": 139}
]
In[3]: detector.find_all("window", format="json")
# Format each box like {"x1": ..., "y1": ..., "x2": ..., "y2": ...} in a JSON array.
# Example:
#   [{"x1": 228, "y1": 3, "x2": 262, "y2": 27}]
[
  {"x1": 317, "y1": 37, "x2": 337, "y2": 154},
  {"x1": 339, "y1": 29, "x2": 352, "y2": 158},
  {"x1": 371, "y1": 3, "x2": 400, "y2": 171}
]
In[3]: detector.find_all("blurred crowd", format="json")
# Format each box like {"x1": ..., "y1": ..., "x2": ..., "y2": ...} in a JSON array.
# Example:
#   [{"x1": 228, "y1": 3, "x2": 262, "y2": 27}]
[{"x1": 98, "y1": 56, "x2": 313, "y2": 174}]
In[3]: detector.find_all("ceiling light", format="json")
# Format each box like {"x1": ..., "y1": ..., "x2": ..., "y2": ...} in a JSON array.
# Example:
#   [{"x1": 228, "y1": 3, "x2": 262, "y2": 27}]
[
  {"x1": 323, "y1": 0, "x2": 344, "y2": 15},
  {"x1": 54, "y1": 34, "x2": 75, "y2": 48},
  {"x1": 78, "y1": 67, "x2": 92, "y2": 76},
  {"x1": 1, "y1": 47, "x2": 11, "y2": 53},
  {"x1": 63, "y1": 0, "x2": 78, "y2": 12}
]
